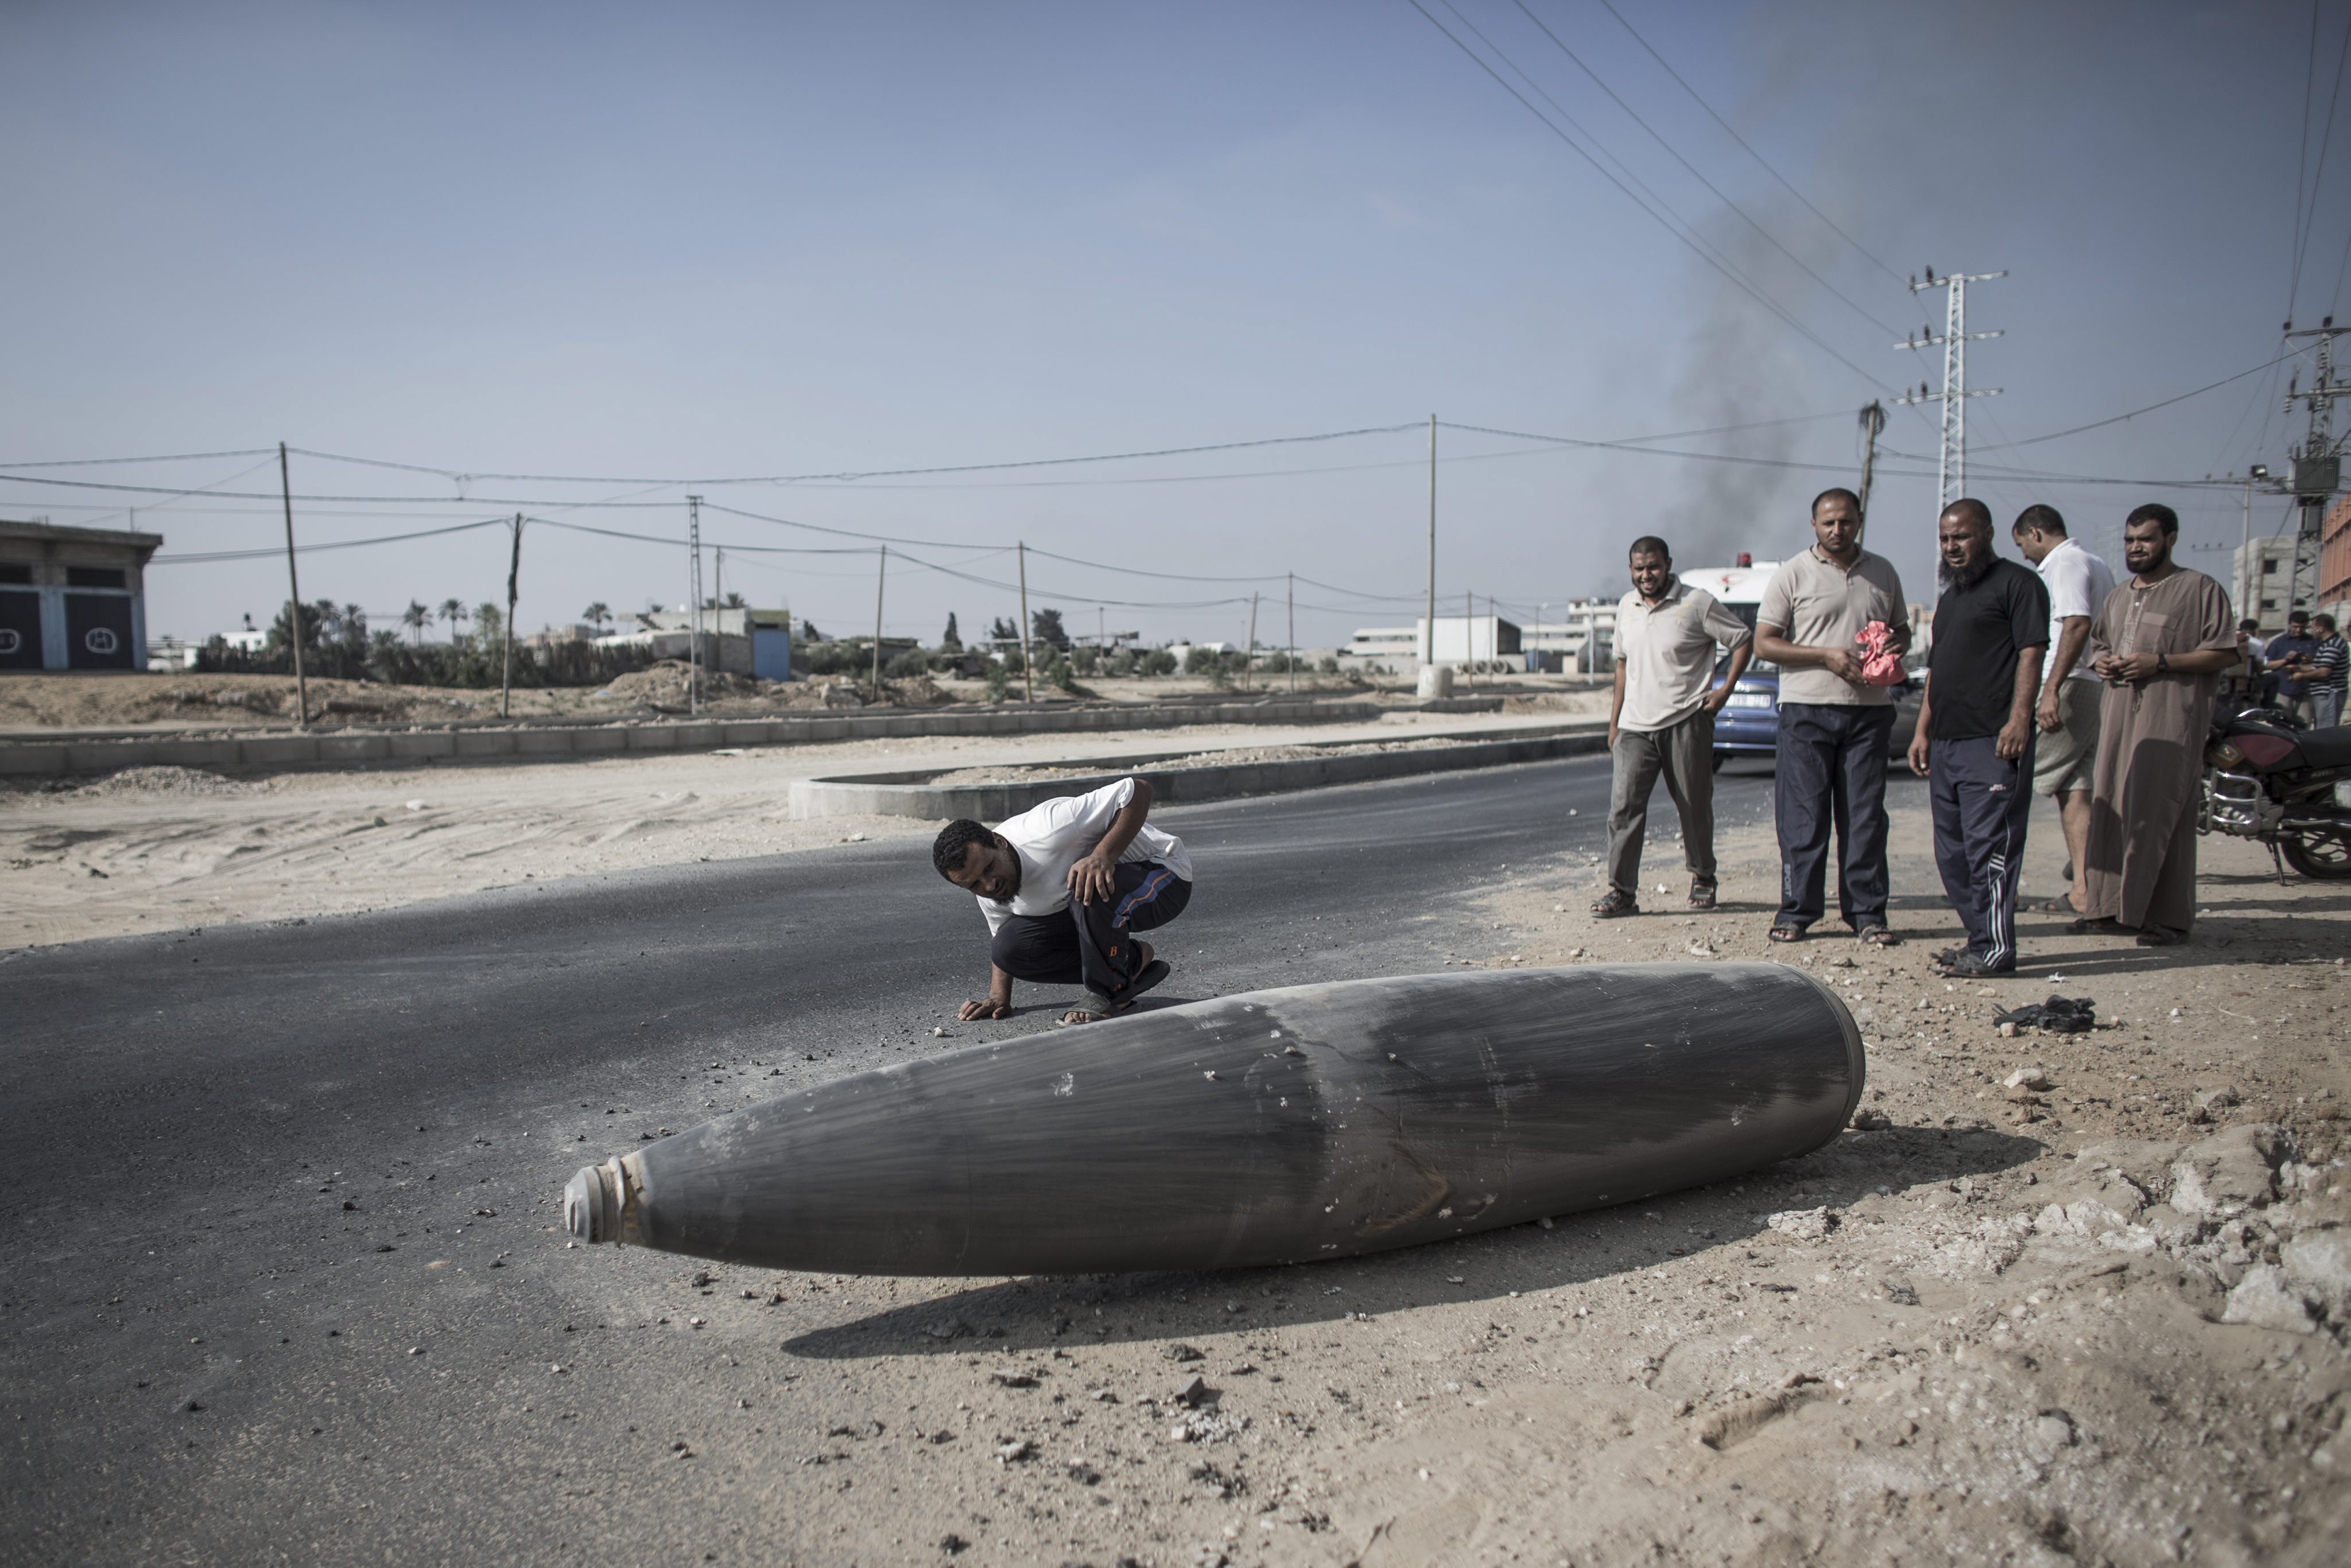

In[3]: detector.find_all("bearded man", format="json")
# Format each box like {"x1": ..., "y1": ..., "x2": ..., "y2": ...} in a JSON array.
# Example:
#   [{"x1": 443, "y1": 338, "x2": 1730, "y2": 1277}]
[
  {"x1": 1907, "y1": 500, "x2": 2048, "y2": 976},
  {"x1": 2073, "y1": 504, "x2": 2239, "y2": 946}
]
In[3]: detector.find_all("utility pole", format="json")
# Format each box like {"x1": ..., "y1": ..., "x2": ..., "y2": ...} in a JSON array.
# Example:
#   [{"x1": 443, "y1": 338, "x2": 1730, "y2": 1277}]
[
  {"x1": 1463, "y1": 588, "x2": 1474, "y2": 692},
  {"x1": 1245, "y1": 591, "x2": 1259, "y2": 691},
  {"x1": 1287, "y1": 572, "x2": 1295, "y2": 694},
  {"x1": 277, "y1": 443, "x2": 308, "y2": 728},
  {"x1": 686, "y1": 495, "x2": 704, "y2": 715},
  {"x1": 871, "y1": 545, "x2": 888, "y2": 701},
  {"x1": 2282, "y1": 319, "x2": 2350, "y2": 615},
  {"x1": 2236, "y1": 467, "x2": 2269, "y2": 616},
  {"x1": 1424, "y1": 414, "x2": 1438, "y2": 670},
  {"x1": 1855, "y1": 401, "x2": 1886, "y2": 544},
  {"x1": 501, "y1": 513, "x2": 522, "y2": 719},
  {"x1": 1895, "y1": 267, "x2": 2005, "y2": 511},
  {"x1": 1017, "y1": 542, "x2": 1034, "y2": 702}
]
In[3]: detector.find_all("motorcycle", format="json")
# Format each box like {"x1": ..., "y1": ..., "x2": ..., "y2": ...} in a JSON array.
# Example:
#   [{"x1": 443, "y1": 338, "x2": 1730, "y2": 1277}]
[{"x1": 2199, "y1": 703, "x2": 2351, "y2": 879}]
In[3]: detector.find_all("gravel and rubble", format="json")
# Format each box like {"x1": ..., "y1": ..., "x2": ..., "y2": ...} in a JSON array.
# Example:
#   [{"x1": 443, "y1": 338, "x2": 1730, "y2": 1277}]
[
  {"x1": 545, "y1": 786, "x2": 2341, "y2": 1567},
  {"x1": 11, "y1": 761, "x2": 2348, "y2": 1565}
]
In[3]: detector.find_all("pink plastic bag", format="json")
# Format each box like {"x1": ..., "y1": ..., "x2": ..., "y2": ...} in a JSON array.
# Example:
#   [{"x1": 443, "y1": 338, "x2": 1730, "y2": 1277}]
[{"x1": 1856, "y1": 621, "x2": 1906, "y2": 686}]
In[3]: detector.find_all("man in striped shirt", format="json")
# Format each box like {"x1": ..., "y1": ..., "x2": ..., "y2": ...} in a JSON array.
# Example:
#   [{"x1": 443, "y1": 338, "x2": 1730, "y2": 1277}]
[{"x1": 2309, "y1": 614, "x2": 2347, "y2": 729}]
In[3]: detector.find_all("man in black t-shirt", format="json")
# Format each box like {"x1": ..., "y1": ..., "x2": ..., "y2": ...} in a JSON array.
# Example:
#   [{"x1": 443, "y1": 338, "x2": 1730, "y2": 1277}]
[{"x1": 1907, "y1": 500, "x2": 2050, "y2": 977}]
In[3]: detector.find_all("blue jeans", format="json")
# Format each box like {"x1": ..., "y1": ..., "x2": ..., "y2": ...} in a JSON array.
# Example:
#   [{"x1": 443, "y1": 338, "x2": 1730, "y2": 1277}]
[
  {"x1": 1929, "y1": 733, "x2": 2035, "y2": 970},
  {"x1": 1774, "y1": 703, "x2": 1897, "y2": 932}
]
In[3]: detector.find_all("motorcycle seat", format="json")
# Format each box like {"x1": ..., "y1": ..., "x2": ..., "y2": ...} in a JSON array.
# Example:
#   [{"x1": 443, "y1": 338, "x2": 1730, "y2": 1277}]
[{"x1": 2294, "y1": 724, "x2": 2351, "y2": 770}]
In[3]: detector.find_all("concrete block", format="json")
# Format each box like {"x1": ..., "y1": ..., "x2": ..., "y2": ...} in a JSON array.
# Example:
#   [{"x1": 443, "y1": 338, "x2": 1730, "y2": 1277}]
[
  {"x1": 386, "y1": 732, "x2": 457, "y2": 760},
  {"x1": 316, "y1": 734, "x2": 390, "y2": 764},
  {"x1": 238, "y1": 736, "x2": 321, "y2": 767},
  {"x1": 452, "y1": 730, "x2": 518, "y2": 758}
]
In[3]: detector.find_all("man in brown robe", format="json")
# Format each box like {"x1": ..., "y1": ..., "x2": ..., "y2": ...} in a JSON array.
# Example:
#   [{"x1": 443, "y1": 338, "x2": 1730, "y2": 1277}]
[{"x1": 2074, "y1": 503, "x2": 2239, "y2": 945}]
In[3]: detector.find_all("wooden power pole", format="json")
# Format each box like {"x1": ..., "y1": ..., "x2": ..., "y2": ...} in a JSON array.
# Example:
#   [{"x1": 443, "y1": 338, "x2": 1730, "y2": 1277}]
[
  {"x1": 501, "y1": 513, "x2": 522, "y2": 718},
  {"x1": 277, "y1": 443, "x2": 308, "y2": 728}
]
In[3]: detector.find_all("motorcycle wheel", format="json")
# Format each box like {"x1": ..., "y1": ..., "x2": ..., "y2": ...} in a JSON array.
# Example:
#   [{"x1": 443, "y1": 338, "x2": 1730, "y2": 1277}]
[{"x1": 2282, "y1": 824, "x2": 2351, "y2": 879}]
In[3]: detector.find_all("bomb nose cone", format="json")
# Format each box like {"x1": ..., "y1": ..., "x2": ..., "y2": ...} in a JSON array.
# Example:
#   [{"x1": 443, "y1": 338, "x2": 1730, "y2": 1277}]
[{"x1": 564, "y1": 1159, "x2": 624, "y2": 1244}]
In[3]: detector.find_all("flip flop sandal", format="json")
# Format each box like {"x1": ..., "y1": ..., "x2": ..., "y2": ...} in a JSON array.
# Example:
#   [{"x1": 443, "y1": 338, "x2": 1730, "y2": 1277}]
[
  {"x1": 1120, "y1": 958, "x2": 1172, "y2": 1003},
  {"x1": 2037, "y1": 898, "x2": 2076, "y2": 913},
  {"x1": 1767, "y1": 924, "x2": 1804, "y2": 943},
  {"x1": 1858, "y1": 926, "x2": 1902, "y2": 946}
]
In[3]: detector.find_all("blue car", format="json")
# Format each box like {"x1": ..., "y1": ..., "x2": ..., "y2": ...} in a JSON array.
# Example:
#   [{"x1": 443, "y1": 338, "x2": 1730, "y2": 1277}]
[{"x1": 1708, "y1": 654, "x2": 1922, "y2": 769}]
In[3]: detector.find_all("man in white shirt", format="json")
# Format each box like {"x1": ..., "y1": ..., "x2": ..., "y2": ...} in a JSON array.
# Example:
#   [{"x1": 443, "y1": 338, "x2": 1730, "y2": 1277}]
[
  {"x1": 1594, "y1": 535, "x2": 1753, "y2": 916},
  {"x1": 2011, "y1": 504, "x2": 2117, "y2": 915},
  {"x1": 933, "y1": 776, "x2": 1192, "y2": 1025}
]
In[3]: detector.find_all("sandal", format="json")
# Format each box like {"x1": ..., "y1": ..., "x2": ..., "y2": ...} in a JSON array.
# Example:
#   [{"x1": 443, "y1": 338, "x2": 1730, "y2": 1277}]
[
  {"x1": 2037, "y1": 898, "x2": 2077, "y2": 914},
  {"x1": 1858, "y1": 926, "x2": 1902, "y2": 947},
  {"x1": 1767, "y1": 924, "x2": 1804, "y2": 943},
  {"x1": 2135, "y1": 926, "x2": 2185, "y2": 948},
  {"x1": 1590, "y1": 890, "x2": 1640, "y2": 918},
  {"x1": 2066, "y1": 916, "x2": 2122, "y2": 935},
  {"x1": 1056, "y1": 957, "x2": 1175, "y2": 1024},
  {"x1": 1687, "y1": 884, "x2": 1718, "y2": 911}
]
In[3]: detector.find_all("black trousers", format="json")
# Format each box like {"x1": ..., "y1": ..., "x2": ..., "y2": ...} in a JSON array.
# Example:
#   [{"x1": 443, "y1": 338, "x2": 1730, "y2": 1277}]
[
  {"x1": 991, "y1": 861, "x2": 1191, "y2": 1002},
  {"x1": 1773, "y1": 702, "x2": 1896, "y2": 932},
  {"x1": 1930, "y1": 732, "x2": 2035, "y2": 969}
]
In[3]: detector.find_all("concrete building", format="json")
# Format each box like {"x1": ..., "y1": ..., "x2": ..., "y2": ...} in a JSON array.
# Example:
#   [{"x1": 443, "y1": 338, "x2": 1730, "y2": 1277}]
[
  {"x1": 0, "y1": 519, "x2": 163, "y2": 672},
  {"x1": 2234, "y1": 534, "x2": 2303, "y2": 636},
  {"x1": 2319, "y1": 495, "x2": 2351, "y2": 627}
]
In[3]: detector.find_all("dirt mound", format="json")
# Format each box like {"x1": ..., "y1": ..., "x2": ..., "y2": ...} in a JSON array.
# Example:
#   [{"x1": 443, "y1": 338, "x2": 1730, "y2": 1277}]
[
  {"x1": 69, "y1": 766, "x2": 258, "y2": 799},
  {"x1": 593, "y1": 661, "x2": 778, "y2": 712}
]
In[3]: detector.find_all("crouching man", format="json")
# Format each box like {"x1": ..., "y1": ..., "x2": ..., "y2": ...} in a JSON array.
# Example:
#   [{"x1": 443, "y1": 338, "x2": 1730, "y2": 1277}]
[{"x1": 933, "y1": 775, "x2": 1192, "y2": 1025}]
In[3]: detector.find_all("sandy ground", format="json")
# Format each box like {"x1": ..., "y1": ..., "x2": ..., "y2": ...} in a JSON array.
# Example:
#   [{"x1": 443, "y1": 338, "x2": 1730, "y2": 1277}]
[
  {"x1": 0, "y1": 705, "x2": 1601, "y2": 948},
  {"x1": 14, "y1": 736, "x2": 2347, "y2": 1565},
  {"x1": 0, "y1": 668, "x2": 1584, "y2": 735},
  {"x1": 528, "y1": 789, "x2": 2346, "y2": 1568}
]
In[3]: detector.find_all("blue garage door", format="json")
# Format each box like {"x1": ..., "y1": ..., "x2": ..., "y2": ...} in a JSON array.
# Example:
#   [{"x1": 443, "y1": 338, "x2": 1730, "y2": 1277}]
[
  {"x1": 0, "y1": 589, "x2": 42, "y2": 669},
  {"x1": 65, "y1": 593, "x2": 134, "y2": 669}
]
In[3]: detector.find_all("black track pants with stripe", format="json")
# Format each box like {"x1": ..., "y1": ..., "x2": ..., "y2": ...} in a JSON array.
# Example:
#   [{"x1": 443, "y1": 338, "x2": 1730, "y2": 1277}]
[
  {"x1": 1929, "y1": 732, "x2": 2035, "y2": 970},
  {"x1": 990, "y1": 860, "x2": 1192, "y2": 1000}
]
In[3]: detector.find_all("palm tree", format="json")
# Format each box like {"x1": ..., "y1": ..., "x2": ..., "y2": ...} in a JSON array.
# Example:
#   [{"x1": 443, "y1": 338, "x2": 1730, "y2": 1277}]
[
  {"x1": 584, "y1": 601, "x2": 611, "y2": 634},
  {"x1": 402, "y1": 601, "x2": 430, "y2": 645},
  {"x1": 439, "y1": 599, "x2": 467, "y2": 641}
]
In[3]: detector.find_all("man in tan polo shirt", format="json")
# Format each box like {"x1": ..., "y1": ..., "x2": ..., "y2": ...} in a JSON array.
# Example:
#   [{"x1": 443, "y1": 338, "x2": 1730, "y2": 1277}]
[
  {"x1": 1593, "y1": 534, "x2": 1753, "y2": 916},
  {"x1": 1755, "y1": 487, "x2": 1910, "y2": 945}
]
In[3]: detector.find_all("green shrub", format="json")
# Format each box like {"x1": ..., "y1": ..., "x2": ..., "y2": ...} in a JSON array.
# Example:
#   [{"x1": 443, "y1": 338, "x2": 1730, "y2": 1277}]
[{"x1": 1138, "y1": 649, "x2": 1177, "y2": 677}]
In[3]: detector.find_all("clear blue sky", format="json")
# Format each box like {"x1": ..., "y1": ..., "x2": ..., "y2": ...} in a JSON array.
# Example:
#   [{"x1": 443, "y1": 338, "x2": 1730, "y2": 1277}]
[{"x1": 0, "y1": 1, "x2": 2331, "y2": 645}]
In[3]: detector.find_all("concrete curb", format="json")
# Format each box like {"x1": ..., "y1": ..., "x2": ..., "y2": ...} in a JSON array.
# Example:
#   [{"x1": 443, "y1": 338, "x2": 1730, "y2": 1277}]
[
  {"x1": 787, "y1": 722, "x2": 1609, "y2": 821},
  {"x1": 0, "y1": 698, "x2": 1386, "y2": 778}
]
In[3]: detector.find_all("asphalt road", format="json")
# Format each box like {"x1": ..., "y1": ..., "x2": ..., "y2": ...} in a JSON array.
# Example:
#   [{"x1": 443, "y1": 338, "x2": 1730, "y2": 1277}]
[{"x1": 1, "y1": 754, "x2": 1783, "y2": 1565}]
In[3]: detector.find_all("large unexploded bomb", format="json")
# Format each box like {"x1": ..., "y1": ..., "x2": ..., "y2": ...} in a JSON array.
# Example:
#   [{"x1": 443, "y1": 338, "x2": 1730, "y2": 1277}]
[{"x1": 563, "y1": 962, "x2": 1863, "y2": 1275}]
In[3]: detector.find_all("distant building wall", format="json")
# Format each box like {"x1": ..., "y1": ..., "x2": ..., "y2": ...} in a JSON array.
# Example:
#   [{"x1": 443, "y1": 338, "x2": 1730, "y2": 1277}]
[{"x1": 0, "y1": 520, "x2": 163, "y2": 673}]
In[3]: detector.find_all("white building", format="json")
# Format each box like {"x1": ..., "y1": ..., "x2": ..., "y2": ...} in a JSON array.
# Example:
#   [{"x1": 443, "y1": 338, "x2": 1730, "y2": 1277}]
[{"x1": 2234, "y1": 534, "x2": 2302, "y2": 636}]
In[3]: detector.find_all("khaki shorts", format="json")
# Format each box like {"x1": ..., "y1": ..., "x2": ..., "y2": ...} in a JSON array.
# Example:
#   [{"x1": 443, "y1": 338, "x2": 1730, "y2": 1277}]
[{"x1": 2034, "y1": 677, "x2": 2101, "y2": 797}]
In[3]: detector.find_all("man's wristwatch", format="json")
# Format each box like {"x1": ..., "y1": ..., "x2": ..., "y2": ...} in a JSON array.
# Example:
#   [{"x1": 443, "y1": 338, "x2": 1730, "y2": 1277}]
[{"x1": 2156, "y1": 651, "x2": 2170, "y2": 676}]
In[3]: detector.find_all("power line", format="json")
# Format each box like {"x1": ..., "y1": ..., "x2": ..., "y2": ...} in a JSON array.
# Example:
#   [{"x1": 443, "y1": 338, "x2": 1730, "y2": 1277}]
[
  {"x1": 2290, "y1": 2, "x2": 2351, "y2": 324},
  {"x1": 274, "y1": 424, "x2": 1425, "y2": 488},
  {"x1": 1976, "y1": 348, "x2": 2314, "y2": 451},
  {"x1": 1504, "y1": 0, "x2": 1903, "y2": 337},
  {"x1": 2290, "y1": 0, "x2": 2326, "y2": 321},
  {"x1": 1407, "y1": 0, "x2": 1902, "y2": 398},
  {"x1": 1591, "y1": 0, "x2": 1907, "y2": 288},
  {"x1": 152, "y1": 517, "x2": 513, "y2": 564},
  {"x1": 0, "y1": 447, "x2": 277, "y2": 469}
]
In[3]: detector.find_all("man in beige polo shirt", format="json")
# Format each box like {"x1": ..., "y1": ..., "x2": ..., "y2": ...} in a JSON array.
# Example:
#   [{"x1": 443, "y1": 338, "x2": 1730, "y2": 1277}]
[
  {"x1": 1593, "y1": 535, "x2": 1753, "y2": 916},
  {"x1": 1755, "y1": 487, "x2": 1910, "y2": 945}
]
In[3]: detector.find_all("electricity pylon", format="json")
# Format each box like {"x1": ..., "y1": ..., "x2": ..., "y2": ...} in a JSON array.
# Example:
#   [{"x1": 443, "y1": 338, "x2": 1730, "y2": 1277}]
[{"x1": 1895, "y1": 267, "x2": 2005, "y2": 511}]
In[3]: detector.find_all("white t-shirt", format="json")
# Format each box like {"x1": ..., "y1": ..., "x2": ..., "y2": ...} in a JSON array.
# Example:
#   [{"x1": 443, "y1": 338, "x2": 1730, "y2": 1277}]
[
  {"x1": 2034, "y1": 536, "x2": 2118, "y2": 683},
  {"x1": 977, "y1": 777, "x2": 1192, "y2": 936}
]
